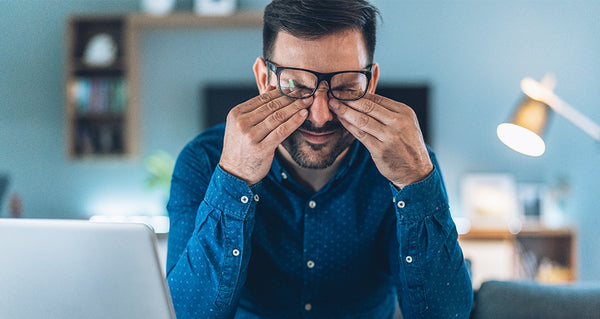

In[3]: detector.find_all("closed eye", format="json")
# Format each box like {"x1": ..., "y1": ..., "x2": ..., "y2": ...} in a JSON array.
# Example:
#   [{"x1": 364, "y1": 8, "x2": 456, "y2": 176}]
[{"x1": 332, "y1": 83, "x2": 362, "y2": 91}]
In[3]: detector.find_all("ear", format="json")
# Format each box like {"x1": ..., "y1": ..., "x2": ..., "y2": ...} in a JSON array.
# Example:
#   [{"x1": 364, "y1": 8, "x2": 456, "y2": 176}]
[
  {"x1": 253, "y1": 57, "x2": 274, "y2": 94},
  {"x1": 367, "y1": 62, "x2": 379, "y2": 94}
]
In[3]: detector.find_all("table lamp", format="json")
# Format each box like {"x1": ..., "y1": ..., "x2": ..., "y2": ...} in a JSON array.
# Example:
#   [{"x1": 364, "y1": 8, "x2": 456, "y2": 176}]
[{"x1": 497, "y1": 73, "x2": 600, "y2": 156}]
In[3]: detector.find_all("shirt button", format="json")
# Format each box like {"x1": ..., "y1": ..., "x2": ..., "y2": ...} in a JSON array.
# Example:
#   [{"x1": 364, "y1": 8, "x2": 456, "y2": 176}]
[
  {"x1": 308, "y1": 200, "x2": 316, "y2": 209},
  {"x1": 232, "y1": 249, "x2": 240, "y2": 257},
  {"x1": 307, "y1": 260, "x2": 315, "y2": 269},
  {"x1": 253, "y1": 194, "x2": 260, "y2": 202},
  {"x1": 397, "y1": 200, "x2": 406, "y2": 208},
  {"x1": 405, "y1": 255, "x2": 413, "y2": 263},
  {"x1": 240, "y1": 196, "x2": 249, "y2": 204},
  {"x1": 281, "y1": 172, "x2": 288, "y2": 180},
  {"x1": 304, "y1": 303, "x2": 312, "y2": 311}
]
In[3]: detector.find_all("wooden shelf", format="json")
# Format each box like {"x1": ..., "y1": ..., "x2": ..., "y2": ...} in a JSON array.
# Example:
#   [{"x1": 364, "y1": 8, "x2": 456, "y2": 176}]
[
  {"x1": 123, "y1": 11, "x2": 263, "y2": 161},
  {"x1": 459, "y1": 226, "x2": 576, "y2": 240},
  {"x1": 65, "y1": 12, "x2": 263, "y2": 159},
  {"x1": 75, "y1": 112, "x2": 125, "y2": 121},
  {"x1": 65, "y1": 16, "x2": 130, "y2": 159},
  {"x1": 127, "y1": 11, "x2": 263, "y2": 29},
  {"x1": 459, "y1": 226, "x2": 577, "y2": 288},
  {"x1": 71, "y1": 58, "x2": 126, "y2": 74}
]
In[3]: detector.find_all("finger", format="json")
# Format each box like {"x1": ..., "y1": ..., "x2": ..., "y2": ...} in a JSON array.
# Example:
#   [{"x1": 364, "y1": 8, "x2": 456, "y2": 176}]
[
  {"x1": 334, "y1": 97, "x2": 397, "y2": 125},
  {"x1": 248, "y1": 95, "x2": 310, "y2": 126},
  {"x1": 329, "y1": 99, "x2": 386, "y2": 141},
  {"x1": 337, "y1": 116, "x2": 381, "y2": 148},
  {"x1": 261, "y1": 107, "x2": 309, "y2": 146},
  {"x1": 346, "y1": 93, "x2": 417, "y2": 125},
  {"x1": 362, "y1": 93, "x2": 407, "y2": 113},
  {"x1": 362, "y1": 94, "x2": 423, "y2": 133},
  {"x1": 253, "y1": 97, "x2": 312, "y2": 138},
  {"x1": 236, "y1": 89, "x2": 287, "y2": 114}
]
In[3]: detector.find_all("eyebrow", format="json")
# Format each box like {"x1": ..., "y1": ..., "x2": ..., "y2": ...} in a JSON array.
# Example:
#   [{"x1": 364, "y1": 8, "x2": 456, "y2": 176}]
[{"x1": 266, "y1": 60, "x2": 371, "y2": 74}]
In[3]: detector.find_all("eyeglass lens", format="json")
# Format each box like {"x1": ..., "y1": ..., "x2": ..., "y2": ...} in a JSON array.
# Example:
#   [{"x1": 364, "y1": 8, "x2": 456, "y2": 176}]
[{"x1": 278, "y1": 69, "x2": 369, "y2": 100}]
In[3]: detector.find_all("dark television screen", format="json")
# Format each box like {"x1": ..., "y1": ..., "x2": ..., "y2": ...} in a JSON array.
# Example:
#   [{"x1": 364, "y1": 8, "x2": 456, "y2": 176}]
[
  {"x1": 203, "y1": 84, "x2": 259, "y2": 129},
  {"x1": 375, "y1": 85, "x2": 430, "y2": 144},
  {"x1": 203, "y1": 84, "x2": 430, "y2": 144}
]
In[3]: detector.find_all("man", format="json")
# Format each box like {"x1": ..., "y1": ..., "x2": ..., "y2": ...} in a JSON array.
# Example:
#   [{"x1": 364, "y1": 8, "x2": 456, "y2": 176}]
[{"x1": 166, "y1": 0, "x2": 473, "y2": 318}]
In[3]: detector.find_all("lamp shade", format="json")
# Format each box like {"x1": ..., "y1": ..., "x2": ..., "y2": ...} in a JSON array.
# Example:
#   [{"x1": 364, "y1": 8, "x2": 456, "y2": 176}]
[{"x1": 497, "y1": 96, "x2": 552, "y2": 157}]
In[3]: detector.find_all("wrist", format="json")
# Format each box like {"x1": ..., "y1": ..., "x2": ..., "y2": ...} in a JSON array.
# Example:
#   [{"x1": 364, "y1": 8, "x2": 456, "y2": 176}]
[
  {"x1": 218, "y1": 162, "x2": 260, "y2": 187},
  {"x1": 391, "y1": 163, "x2": 434, "y2": 190}
]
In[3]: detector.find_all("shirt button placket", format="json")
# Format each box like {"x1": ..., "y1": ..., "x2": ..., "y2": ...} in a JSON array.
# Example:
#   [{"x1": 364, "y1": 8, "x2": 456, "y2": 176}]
[
  {"x1": 396, "y1": 200, "x2": 406, "y2": 221},
  {"x1": 304, "y1": 200, "x2": 317, "y2": 314}
]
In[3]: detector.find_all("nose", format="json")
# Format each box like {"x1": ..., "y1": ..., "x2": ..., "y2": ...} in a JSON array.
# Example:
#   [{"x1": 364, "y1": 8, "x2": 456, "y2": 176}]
[{"x1": 307, "y1": 81, "x2": 334, "y2": 127}]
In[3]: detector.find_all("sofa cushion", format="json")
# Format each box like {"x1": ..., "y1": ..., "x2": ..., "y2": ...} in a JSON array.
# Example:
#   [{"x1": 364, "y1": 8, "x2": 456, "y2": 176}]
[{"x1": 471, "y1": 280, "x2": 600, "y2": 319}]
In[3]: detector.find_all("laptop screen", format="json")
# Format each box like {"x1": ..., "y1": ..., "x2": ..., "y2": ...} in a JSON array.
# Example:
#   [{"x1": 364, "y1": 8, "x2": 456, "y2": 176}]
[{"x1": 0, "y1": 219, "x2": 176, "y2": 319}]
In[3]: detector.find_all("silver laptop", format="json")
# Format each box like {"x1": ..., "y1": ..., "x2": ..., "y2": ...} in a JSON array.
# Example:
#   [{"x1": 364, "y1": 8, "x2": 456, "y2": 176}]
[{"x1": 0, "y1": 218, "x2": 176, "y2": 319}]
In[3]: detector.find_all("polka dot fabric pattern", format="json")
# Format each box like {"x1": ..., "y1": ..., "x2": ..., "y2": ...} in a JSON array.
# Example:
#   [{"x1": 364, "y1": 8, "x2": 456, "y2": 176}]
[{"x1": 166, "y1": 124, "x2": 473, "y2": 319}]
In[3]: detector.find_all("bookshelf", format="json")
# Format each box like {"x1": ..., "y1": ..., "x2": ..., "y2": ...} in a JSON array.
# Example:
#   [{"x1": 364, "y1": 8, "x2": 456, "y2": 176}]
[
  {"x1": 65, "y1": 16, "x2": 131, "y2": 158},
  {"x1": 459, "y1": 226, "x2": 576, "y2": 288},
  {"x1": 65, "y1": 12, "x2": 263, "y2": 159}
]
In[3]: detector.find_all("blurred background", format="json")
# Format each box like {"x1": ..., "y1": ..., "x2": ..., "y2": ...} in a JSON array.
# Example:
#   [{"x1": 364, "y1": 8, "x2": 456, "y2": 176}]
[{"x1": 1, "y1": 0, "x2": 599, "y2": 284}]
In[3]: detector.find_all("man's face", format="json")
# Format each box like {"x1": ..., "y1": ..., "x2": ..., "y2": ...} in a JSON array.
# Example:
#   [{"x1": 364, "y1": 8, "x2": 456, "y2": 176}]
[{"x1": 267, "y1": 30, "x2": 374, "y2": 169}]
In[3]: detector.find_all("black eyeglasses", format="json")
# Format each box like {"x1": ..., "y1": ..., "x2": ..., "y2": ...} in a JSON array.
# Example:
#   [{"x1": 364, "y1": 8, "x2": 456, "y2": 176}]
[{"x1": 265, "y1": 60, "x2": 373, "y2": 101}]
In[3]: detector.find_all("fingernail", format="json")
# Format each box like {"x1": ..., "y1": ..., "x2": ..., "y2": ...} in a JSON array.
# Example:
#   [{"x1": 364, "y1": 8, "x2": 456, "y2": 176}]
[
  {"x1": 299, "y1": 109, "x2": 308, "y2": 116},
  {"x1": 329, "y1": 99, "x2": 340, "y2": 110},
  {"x1": 302, "y1": 96, "x2": 313, "y2": 106}
]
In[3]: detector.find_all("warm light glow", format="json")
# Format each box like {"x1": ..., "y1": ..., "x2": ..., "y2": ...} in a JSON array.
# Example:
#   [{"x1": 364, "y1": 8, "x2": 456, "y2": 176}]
[
  {"x1": 497, "y1": 123, "x2": 546, "y2": 156},
  {"x1": 521, "y1": 77, "x2": 551, "y2": 102}
]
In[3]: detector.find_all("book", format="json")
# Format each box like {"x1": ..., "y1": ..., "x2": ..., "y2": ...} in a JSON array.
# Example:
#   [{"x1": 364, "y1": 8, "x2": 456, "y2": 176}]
[{"x1": 74, "y1": 77, "x2": 126, "y2": 115}]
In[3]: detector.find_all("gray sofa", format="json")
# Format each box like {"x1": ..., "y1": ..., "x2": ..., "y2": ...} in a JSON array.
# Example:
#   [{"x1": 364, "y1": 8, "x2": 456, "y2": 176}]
[{"x1": 470, "y1": 280, "x2": 600, "y2": 319}]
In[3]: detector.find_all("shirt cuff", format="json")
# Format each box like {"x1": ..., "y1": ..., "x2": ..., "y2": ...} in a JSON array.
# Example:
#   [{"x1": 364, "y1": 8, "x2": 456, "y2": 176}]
[
  {"x1": 203, "y1": 165, "x2": 262, "y2": 220},
  {"x1": 390, "y1": 166, "x2": 449, "y2": 223}
]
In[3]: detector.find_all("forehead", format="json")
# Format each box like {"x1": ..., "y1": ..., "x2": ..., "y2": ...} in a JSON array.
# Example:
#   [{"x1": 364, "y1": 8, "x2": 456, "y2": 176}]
[{"x1": 271, "y1": 29, "x2": 368, "y2": 73}]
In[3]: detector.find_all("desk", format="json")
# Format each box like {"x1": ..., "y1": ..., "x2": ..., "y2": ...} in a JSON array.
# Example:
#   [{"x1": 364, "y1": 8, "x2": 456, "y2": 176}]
[{"x1": 459, "y1": 227, "x2": 576, "y2": 288}]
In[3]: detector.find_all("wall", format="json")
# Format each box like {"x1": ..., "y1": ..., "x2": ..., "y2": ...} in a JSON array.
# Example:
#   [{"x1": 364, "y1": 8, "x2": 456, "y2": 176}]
[{"x1": 1, "y1": 0, "x2": 599, "y2": 280}]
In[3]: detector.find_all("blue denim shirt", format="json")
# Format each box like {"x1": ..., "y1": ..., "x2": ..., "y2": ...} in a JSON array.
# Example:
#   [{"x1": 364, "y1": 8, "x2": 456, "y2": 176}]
[{"x1": 166, "y1": 124, "x2": 472, "y2": 319}]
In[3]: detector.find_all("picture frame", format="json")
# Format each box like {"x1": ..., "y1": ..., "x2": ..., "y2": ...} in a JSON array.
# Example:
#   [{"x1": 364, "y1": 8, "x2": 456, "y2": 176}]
[{"x1": 461, "y1": 173, "x2": 521, "y2": 231}]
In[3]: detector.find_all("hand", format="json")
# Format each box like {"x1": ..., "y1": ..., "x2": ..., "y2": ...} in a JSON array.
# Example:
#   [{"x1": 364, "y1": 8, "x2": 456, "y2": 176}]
[
  {"x1": 329, "y1": 93, "x2": 433, "y2": 189},
  {"x1": 219, "y1": 89, "x2": 311, "y2": 186}
]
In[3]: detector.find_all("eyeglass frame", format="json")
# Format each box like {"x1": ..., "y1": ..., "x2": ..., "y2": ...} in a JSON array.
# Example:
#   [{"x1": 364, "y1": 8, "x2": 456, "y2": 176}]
[{"x1": 264, "y1": 60, "x2": 373, "y2": 101}]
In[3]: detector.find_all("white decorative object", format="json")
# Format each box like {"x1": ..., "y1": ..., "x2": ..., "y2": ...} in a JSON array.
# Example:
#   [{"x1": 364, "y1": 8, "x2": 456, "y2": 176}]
[
  {"x1": 194, "y1": 0, "x2": 237, "y2": 16},
  {"x1": 141, "y1": 0, "x2": 176, "y2": 15},
  {"x1": 461, "y1": 173, "x2": 521, "y2": 232},
  {"x1": 83, "y1": 33, "x2": 117, "y2": 67}
]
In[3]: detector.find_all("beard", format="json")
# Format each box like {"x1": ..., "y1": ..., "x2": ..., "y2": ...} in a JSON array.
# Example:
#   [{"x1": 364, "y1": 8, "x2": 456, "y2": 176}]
[{"x1": 280, "y1": 120, "x2": 355, "y2": 169}]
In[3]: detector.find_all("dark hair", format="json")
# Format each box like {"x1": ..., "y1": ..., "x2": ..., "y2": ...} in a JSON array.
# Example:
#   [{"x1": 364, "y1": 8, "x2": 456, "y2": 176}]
[{"x1": 263, "y1": 0, "x2": 380, "y2": 63}]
